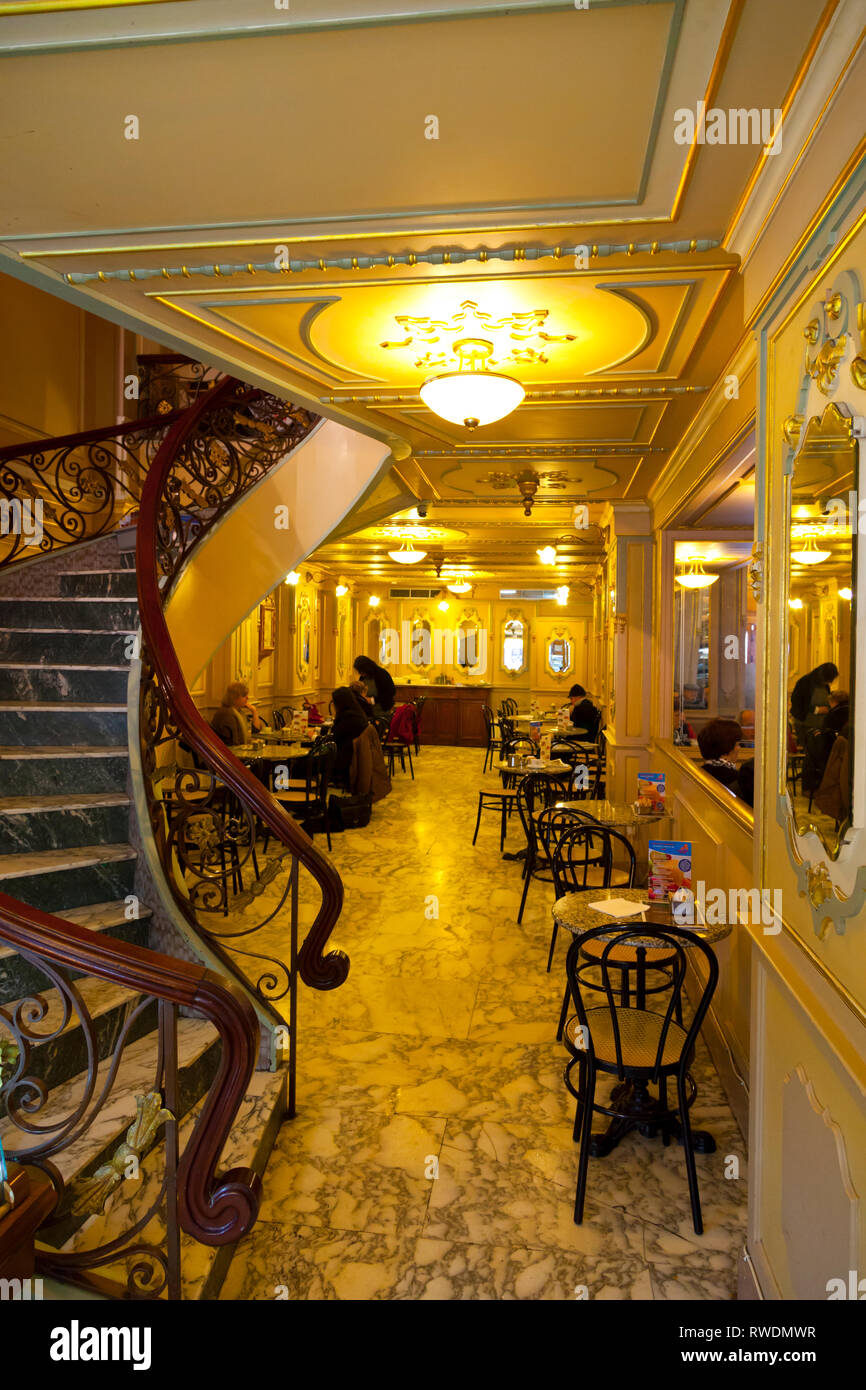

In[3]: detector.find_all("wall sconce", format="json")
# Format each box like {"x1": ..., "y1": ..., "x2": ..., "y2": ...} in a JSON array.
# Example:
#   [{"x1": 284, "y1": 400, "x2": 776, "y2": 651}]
[
  {"x1": 838, "y1": 587, "x2": 853, "y2": 601},
  {"x1": 336, "y1": 583, "x2": 349, "y2": 597},
  {"x1": 368, "y1": 594, "x2": 381, "y2": 607},
  {"x1": 284, "y1": 570, "x2": 301, "y2": 585},
  {"x1": 555, "y1": 585, "x2": 569, "y2": 606}
]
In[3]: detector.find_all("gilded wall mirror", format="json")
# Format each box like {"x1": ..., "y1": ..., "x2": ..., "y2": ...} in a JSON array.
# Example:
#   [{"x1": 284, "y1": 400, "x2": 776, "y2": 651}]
[
  {"x1": 456, "y1": 609, "x2": 483, "y2": 671},
  {"x1": 784, "y1": 402, "x2": 858, "y2": 863},
  {"x1": 501, "y1": 612, "x2": 528, "y2": 676},
  {"x1": 545, "y1": 629, "x2": 574, "y2": 680},
  {"x1": 297, "y1": 595, "x2": 312, "y2": 680},
  {"x1": 409, "y1": 611, "x2": 433, "y2": 672}
]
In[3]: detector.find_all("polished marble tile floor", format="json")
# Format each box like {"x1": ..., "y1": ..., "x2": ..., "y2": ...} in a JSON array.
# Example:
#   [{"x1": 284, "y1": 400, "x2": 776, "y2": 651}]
[{"x1": 221, "y1": 746, "x2": 748, "y2": 1301}]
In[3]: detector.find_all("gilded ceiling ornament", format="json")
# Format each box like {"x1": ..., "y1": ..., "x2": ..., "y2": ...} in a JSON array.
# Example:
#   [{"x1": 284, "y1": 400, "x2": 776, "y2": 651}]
[
  {"x1": 480, "y1": 468, "x2": 568, "y2": 517},
  {"x1": 803, "y1": 319, "x2": 821, "y2": 345},
  {"x1": 380, "y1": 299, "x2": 576, "y2": 370},
  {"x1": 824, "y1": 292, "x2": 843, "y2": 320},
  {"x1": 852, "y1": 302, "x2": 866, "y2": 390}
]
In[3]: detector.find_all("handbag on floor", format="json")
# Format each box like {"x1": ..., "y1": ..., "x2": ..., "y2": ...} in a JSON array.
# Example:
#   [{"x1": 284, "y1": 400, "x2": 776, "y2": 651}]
[{"x1": 328, "y1": 792, "x2": 373, "y2": 831}]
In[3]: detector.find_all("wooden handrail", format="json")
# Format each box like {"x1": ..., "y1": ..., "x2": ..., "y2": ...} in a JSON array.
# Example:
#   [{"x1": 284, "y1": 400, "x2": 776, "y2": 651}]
[
  {"x1": 0, "y1": 891, "x2": 261, "y2": 1246},
  {"x1": 0, "y1": 407, "x2": 186, "y2": 462},
  {"x1": 136, "y1": 379, "x2": 349, "y2": 992}
]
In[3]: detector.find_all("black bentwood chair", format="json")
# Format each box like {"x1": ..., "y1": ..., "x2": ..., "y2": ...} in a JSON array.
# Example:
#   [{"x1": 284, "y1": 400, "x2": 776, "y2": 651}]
[
  {"x1": 562, "y1": 925, "x2": 719, "y2": 1234},
  {"x1": 481, "y1": 704, "x2": 503, "y2": 774},
  {"x1": 514, "y1": 770, "x2": 572, "y2": 923}
]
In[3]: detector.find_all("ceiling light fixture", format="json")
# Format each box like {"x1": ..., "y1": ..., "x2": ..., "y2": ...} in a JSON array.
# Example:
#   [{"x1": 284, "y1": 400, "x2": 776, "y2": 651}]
[
  {"x1": 446, "y1": 581, "x2": 472, "y2": 594},
  {"x1": 368, "y1": 594, "x2": 380, "y2": 607},
  {"x1": 284, "y1": 570, "x2": 301, "y2": 585},
  {"x1": 387, "y1": 535, "x2": 427, "y2": 565},
  {"x1": 419, "y1": 339, "x2": 524, "y2": 430},
  {"x1": 675, "y1": 557, "x2": 719, "y2": 589},
  {"x1": 537, "y1": 545, "x2": 558, "y2": 566},
  {"x1": 838, "y1": 587, "x2": 853, "y2": 601},
  {"x1": 791, "y1": 535, "x2": 831, "y2": 565}
]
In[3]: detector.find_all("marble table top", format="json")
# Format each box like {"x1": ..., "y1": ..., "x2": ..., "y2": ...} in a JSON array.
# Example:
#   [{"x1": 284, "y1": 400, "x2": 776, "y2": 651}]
[
  {"x1": 550, "y1": 798, "x2": 669, "y2": 829},
  {"x1": 552, "y1": 886, "x2": 732, "y2": 947},
  {"x1": 497, "y1": 758, "x2": 573, "y2": 777},
  {"x1": 234, "y1": 743, "x2": 310, "y2": 761}
]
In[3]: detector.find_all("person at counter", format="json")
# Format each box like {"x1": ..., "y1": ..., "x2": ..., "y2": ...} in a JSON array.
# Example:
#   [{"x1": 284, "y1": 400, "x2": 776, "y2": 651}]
[
  {"x1": 352, "y1": 656, "x2": 396, "y2": 724},
  {"x1": 790, "y1": 661, "x2": 838, "y2": 745},
  {"x1": 211, "y1": 681, "x2": 267, "y2": 746},
  {"x1": 567, "y1": 684, "x2": 601, "y2": 739}
]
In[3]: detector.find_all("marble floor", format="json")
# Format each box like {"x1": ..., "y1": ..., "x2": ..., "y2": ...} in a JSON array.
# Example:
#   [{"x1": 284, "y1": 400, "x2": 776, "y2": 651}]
[{"x1": 220, "y1": 746, "x2": 748, "y2": 1301}]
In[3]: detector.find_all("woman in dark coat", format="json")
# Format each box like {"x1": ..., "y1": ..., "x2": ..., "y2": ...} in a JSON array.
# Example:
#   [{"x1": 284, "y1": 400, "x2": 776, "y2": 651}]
[
  {"x1": 331, "y1": 686, "x2": 370, "y2": 784},
  {"x1": 352, "y1": 655, "x2": 396, "y2": 723},
  {"x1": 790, "y1": 662, "x2": 838, "y2": 745}
]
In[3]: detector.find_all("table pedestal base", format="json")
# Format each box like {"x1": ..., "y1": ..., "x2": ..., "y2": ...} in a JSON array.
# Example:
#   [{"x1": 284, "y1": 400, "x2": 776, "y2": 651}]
[{"x1": 587, "y1": 1079, "x2": 716, "y2": 1157}]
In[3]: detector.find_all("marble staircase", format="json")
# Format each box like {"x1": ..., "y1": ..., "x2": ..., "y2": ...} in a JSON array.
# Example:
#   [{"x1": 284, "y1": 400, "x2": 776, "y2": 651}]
[{"x1": 0, "y1": 542, "x2": 285, "y2": 1298}]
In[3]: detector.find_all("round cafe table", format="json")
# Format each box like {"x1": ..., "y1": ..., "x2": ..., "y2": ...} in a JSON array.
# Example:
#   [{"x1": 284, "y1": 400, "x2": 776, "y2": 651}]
[
  {"x1": 552, "y1": 886, "x2": 730, "y2": 1158},
  {"x1": 550, "y1": 798, "x2": 671, "y2": 886}
]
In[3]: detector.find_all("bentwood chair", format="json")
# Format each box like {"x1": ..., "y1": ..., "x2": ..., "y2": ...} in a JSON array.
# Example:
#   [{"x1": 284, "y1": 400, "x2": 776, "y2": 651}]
[
  {"x1": 562, "y1": 925, "x2": 719, "y2": 1234},
  {"x1": 411, "y1": 696, "x2": 427, "y2": 755},
  {"x1": 514, "y1": 770, "x2": 573, "y2": 923},
  {"x1": 481, "y1": 704, "x2": 503, "y2": 774},
  {"x1": 265, "y1": 741, "x2": 337, "y2": 851},
  {"x1": 499, "y1": 735, "x2": 535, "y2": 789},
  {"x1": 382, "y1": 707, "x2": 415, "y2": 779},
  {"x1": 550, "y1": 824, "x2": 678, "y2": 1039},
  {"x1": 499, "y1": 697, "x2": 519, "y2": 719}
]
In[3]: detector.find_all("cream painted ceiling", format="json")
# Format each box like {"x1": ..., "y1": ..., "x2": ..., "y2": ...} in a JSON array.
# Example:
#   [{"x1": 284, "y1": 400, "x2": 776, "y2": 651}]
[{"x1": 0, "y1": 0, "x2": 839, "y2": 585}]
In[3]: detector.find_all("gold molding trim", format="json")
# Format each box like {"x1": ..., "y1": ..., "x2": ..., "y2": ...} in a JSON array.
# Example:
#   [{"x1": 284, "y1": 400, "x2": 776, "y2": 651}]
[{"x1": 747, "y1": 540, "x2": 764, "y2": 603}]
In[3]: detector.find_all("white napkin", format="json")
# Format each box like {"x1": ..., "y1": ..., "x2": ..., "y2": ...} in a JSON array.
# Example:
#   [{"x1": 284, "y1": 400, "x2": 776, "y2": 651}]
[{"x1": 588, "y1": 898, "x2": 650, "y2": 918}]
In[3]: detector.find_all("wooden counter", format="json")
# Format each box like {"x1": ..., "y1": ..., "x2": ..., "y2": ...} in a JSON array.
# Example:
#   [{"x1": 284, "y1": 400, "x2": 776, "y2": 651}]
[{"x1": 394, "y1": 684, "x2": 490, "y2": 747}]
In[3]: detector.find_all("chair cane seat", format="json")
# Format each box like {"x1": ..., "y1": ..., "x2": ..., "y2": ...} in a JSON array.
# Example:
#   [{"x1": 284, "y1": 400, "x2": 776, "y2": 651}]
[
  {"x1": 579, "y1": 937, "x2": 676, "y2": 965},
  {"x1": 566, "y1": 1006, "x2": 688, "y2": 1069}
]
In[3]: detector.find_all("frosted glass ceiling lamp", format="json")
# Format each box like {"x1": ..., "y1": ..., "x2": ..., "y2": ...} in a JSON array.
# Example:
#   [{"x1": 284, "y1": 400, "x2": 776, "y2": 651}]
[
  {"x1": 387, "y1": 536, "x2": 427, "y2": 564},
  {"x1": 791, "y1": 535, "x2": 831, "y2": 565},
  {"x1": 446, "y1": 581, "x2": 472, "y2": 594},
  {"x1": 537, "y1": 546, "x2": 558, "y2": 566},
  {"x1": 419, "y1": 339, "x2": 524, "y2": 430},
  {"x1": 675, "y1": 557, "x2": 719, "y2": 589}
]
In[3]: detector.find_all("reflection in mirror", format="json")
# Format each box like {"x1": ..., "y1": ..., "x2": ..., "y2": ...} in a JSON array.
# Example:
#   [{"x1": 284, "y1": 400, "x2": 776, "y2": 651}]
[
  {"x1": 502, "y1": 617, "x2": 525, "y2": 672},
  {"x1": 547, "y1": 637, "x2": 572, "y2": 674},
  {"x1": 786, "y1": 404, "x2": 857, "y2": 859},
  {"x1": 674, "y1": 585, "x2": 711, "y2": 715},
  {"x1": 410, "y1": 615, "x2": 432, "y2": 669},
  {"x1": 458, "y1": 619, "x2": 481, "y2": 669},
  {"x1": 367, "y1": 618, "x2": 381, "y2": 662}
]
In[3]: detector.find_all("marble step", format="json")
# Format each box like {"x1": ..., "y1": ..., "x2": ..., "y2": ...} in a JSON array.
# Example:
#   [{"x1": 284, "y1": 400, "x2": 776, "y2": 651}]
[
  {"x1": 0, "y1": 630, "x2": 135, "y2": 665},
  {"x1": 0, "y1": 843, "x2": 137, "y2": 913},
  {"x1": 53, "y1": 1066, "x2": 287, "y2": 1300},
  {"x1": 0, "y1": 898, "x2": 151, "y2": 1003},
  {"x1": 0, "y1": 664, "x2": 129, "y2": 703},
  {"x1": 0, "y1": 747, "x2": 129, "y2": 797},
  {"x1": 7, "y1": 1018, "x2": 222, "y2": 1250},
  {"x1": 0, "y1": 703, "x2": 128, "y2": 746},
  {"x1": 0, "y1": 793, "x2": 130, "y2": 855},
  {"x1": 59, "y1": 571, "x2": 138, "y2": 599},
  {"x1": 0, "y1": 974, "x2": 158, "y2": 1098},
  {"x1": 0, "y1": 598, "x2": 138, "y2": 633}
]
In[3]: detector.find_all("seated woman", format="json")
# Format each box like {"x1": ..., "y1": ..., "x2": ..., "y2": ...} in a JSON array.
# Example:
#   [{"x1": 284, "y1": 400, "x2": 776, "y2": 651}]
[
  {"x1": 697, "y1": 717, "x2": 742, "y2": 790},
  {"x1": 567, "y1": 683, "x2": 601, "y2": 739},
  {"x1": 330, "y1": 687, "x2": 371, "y2": 785},
  {"x1": 211, "y1": 681, "x2": 267, "y2": 746},
  {"x1": 352, "y1": 655, "x2": 396, "y2": 726}
]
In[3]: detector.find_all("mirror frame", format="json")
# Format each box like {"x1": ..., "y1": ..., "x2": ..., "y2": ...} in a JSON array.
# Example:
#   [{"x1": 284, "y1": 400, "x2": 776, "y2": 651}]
[
  {"x1": 778, "y1": 284, "x2": 866, "y2": 936},
  {"x1": 296, "y1": 593, "x2": 312, "y2": 681},
  {"x1": 544, "y1": 626, "x2": 574, "y2": 682},
  {"x1": 500, "y1": 608, "x2": 529, "y2": 678},
  {"x1": 409, "y1": 608, "x2": 434, "y2": 674}
]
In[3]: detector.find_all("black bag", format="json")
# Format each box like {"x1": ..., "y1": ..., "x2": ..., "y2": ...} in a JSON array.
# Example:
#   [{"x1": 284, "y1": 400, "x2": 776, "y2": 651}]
[{"x1": 327, "y1": 792, "x2": 372, "y2": 831}]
